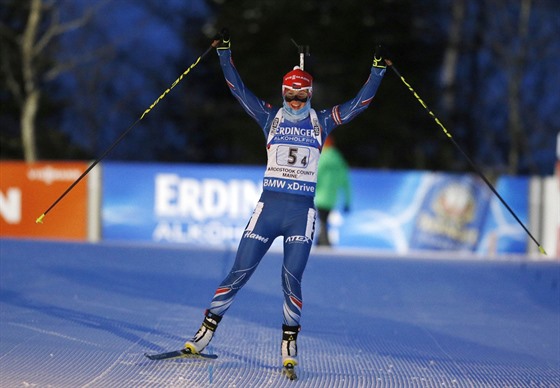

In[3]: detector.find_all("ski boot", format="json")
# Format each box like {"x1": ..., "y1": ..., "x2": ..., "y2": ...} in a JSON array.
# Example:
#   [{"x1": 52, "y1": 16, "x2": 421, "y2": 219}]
[
  {"x1": 184, "y1": 310, "x2": 222, "y2": 354},
  {"x1": 281, "y1": 324, "x2": 300, "y2": 380}
]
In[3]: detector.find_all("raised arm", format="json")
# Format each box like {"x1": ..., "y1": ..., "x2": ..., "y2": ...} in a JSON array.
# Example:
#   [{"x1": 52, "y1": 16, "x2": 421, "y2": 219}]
[
  {"x1": 319, "y1": 46, "x2": 388, "y2": 134},
  {"x1": 214, "y1": 30, "x2": 275, "y2": 131}
]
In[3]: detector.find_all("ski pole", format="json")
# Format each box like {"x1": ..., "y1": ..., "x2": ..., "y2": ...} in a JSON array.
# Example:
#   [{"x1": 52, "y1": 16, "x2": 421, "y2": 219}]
[
  {"x1": 291, "y1": 39, "x2": 310, "y2": 70},
  {"x1": 386, "y1": 60, "x2": 546, "y2": 255},
  {"x1": 36, "y1": 38, "x2": 222, "y2": 224}
]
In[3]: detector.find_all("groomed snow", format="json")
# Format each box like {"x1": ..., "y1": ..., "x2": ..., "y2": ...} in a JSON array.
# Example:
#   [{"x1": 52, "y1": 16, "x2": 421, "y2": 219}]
[{"x1": 1, "y1": 239, "x2": 558, "y2": 387}]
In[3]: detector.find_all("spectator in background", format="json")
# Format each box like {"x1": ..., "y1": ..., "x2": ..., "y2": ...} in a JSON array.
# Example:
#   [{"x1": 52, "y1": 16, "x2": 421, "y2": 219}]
[{"x1": 315, "y1": 136, "x2": 351, "y2": 246}]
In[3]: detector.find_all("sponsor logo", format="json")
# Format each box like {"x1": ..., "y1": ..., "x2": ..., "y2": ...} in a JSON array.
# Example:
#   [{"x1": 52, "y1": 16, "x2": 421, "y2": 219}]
[
  {"x1": 152, "y1": 220, "x2": 246, "y2": 245},
  {"x1": 285, "y1": 235, "x2": 311, "y2": 244},
  {"x1": 154, "y1": 174, "x2": 261, "y2": 221},
  {"x1": 27, "y1": 165, "x2": 82, "y2": 185},
  {"x1": 263, "y1": 178, "x2": 315, "y2": 193},
  {"x1": 263, "y1": 178, "x2": 286, "y2": 189},
  {"x1": 275, "y1": 127, "x2": 315, "y2": 137},
  {"x1": 263, "y1": 179, "x2": 315, "y2": 194},
  {"x1": 288, "y1": 182, "x2": 315, "y2": 193},
  {"x1": 415, "y1": 181, "x2": 479, "y2": 245},
  {"x1": 432, "y1": 183, "x2": 475, "y2": 222},
  {"x1": 312, "y1": 118, "x2": 320, "y2": 136},
  {"x1": 243, "y1": 231, "x2": 269, "y2": 243}
]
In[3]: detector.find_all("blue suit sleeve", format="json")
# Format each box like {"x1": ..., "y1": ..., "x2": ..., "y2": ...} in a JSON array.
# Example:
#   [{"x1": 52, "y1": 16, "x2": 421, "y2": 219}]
[
  {"x1": 217, "y1": 49, "x2": 275, "y2": 135},
  {"x1": 318, "y1": 66, "x2": 386, "y2": 135}
]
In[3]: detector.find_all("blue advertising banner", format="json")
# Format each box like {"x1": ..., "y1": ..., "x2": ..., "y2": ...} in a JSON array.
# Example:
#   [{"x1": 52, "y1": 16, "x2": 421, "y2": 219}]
[
  {"x1": 323, "y1": 171, "x2": 528, "y2": 254},
  {"x1": 101, "y1": 162, "x2": 529, "y2": 254},
  {"x1": 409, "y1": 174, "x2": 491, "y2": 252},
  {"x1": 476, "y1": 176, "x2": 529, "y2": 254},
  {"x1": 337, "y1": 170, "x2": 425, "y2": 251},
  {"x1": 102, "y1": 162, "x2": 263, "y2": 246}
]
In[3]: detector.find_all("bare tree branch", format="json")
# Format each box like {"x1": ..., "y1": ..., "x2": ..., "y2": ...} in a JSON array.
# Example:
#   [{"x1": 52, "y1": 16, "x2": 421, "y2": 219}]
[
  {"x1": 7, "y1": 0, "x2": 110, "y2": 161},
  {"x1": 1, "y1": 43, "x2": 22, "y2": 103},
  {"x1": 35, "y1": 7, "x2": 95, "y2": 56}
]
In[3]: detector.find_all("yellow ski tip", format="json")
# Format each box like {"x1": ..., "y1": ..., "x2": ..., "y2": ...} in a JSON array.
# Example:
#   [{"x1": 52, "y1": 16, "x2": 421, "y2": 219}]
[
  {"x1": 538, "y1": 246, "x2": 547, "y2": 255},
  {"x1": 36, "y1": 214, "x2": 45, "y2": 224}
]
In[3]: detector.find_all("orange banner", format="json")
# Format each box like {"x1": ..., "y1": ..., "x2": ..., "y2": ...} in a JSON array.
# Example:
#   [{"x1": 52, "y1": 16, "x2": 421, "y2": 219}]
[{"x1": 0, "y1": 161, "x2": 89, "y2": 240}]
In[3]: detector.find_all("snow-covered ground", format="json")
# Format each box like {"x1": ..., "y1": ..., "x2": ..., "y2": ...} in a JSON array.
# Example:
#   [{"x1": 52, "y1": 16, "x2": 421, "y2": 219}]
[{"x1": 1, "y1": 239, "x2": 558, "y2": 387}]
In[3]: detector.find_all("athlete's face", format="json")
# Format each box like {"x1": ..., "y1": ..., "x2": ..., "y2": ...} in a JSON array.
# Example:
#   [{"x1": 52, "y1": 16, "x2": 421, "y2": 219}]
[{"x1": 283, "y1": 90, "x2": 310, "y2": 111}]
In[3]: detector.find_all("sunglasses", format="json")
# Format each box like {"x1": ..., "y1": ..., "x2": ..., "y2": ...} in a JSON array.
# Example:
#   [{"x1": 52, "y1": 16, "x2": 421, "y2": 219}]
[{"x1": 284, "y1": 91, "x2": 309, "y2": 103}]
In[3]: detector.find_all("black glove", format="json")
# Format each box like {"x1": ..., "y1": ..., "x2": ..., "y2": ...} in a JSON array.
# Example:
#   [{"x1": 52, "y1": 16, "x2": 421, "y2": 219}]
[
  {"x1": 372, "y1": 44, "x2": 387, "y2": 69},
  {"x1": 214, "y1": 28, "x2": 230, "y2": 50}
]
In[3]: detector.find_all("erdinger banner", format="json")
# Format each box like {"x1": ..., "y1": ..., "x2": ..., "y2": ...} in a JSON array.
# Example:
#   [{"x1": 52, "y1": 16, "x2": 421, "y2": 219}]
[
  {"x1": 101, "y1": 163, "x2": 529, "y2": 253},
  {"x1": 102, "y1": 162, "x2": 263, "y2": 246}
]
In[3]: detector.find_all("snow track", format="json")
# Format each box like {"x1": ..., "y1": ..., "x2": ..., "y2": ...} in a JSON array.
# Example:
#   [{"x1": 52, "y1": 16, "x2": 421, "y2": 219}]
[{"x1": 1, "y1": 239, "x2": 558, "y2": 387}]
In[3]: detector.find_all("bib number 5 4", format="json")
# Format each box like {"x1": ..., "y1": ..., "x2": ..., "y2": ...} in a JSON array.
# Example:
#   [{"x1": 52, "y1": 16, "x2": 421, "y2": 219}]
[{"x1": 278, "y1": 146, "x2": 309, "y2": 167}]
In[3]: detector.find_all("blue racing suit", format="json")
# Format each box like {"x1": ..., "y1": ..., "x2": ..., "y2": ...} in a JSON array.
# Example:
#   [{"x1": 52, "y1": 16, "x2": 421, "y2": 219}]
[{"x1": 207, "y1": 49, "x2": 385, "y2": 327}]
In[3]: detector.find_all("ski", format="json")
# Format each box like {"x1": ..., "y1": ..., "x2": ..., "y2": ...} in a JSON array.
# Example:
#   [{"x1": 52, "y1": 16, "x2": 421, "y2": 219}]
[
  {"x1": 283, "y1": 363, "x2": 298, "y2": 381},
  {"x1": 144, "y1": 348, "x2": 218, "y2": 361}
]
